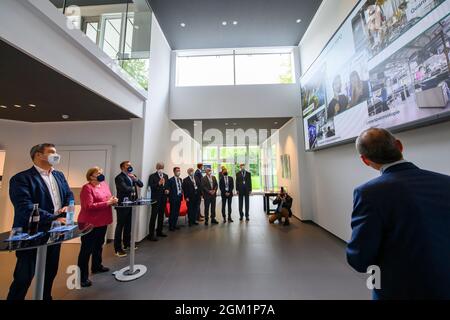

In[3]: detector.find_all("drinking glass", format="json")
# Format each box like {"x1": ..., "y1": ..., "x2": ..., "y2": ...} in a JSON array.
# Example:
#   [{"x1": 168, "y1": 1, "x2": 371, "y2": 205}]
[{"x1": 9, "y1": 227, "x2": 23, "y2": 240}]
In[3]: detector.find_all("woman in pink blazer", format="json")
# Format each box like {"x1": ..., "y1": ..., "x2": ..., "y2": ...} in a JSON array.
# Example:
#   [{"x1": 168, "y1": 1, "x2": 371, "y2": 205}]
[{"x1": 77, "y1": 167, "x2": 118, "y2": 288}]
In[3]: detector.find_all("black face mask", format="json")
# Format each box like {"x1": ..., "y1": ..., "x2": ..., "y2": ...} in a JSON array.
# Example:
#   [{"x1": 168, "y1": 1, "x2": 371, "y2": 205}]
[
  {"x1": 127, "y1": 166, "x2": 134, "y2": 173},
  {"x1": 97, "y1": 174, "x2": 106, "y2": 182},
  {"x1": 223, "y1": 172, "x2": 228, "y2": 176}
]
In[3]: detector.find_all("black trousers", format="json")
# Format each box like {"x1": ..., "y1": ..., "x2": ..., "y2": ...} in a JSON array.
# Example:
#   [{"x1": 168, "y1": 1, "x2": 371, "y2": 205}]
[
  {"x1": 149, "y1": 197, "x2": 166, "y2": 237},
  {"x1": 169, "y1": 197, "x2": 182, "y2": 229},
  {"x1": 114, "y1": 208, "x2": 131, "y2": 251},
  {"x1": 78, "y1": 226, "x2": 107, "y2": 282},
  {"x1": 187, "y1": 196, "x2": 200, "y2": 224},
  {"x1": 7, "y1": 244, "x2": 61, "y2": 300},
  {"x1": 204, "y1": 196, "x2": 216, "y2": 221},
  {"x1": 221, "y1": 195, "x2": 233, "y2": 218},
  {"x1": 238, "y1": 193, "x2": 250, "y2": 218}
]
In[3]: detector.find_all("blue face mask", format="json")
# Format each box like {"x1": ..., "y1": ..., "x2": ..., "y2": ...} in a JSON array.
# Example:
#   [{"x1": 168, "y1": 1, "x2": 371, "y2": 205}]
[
  {"x1": 97, "y1": 174, "x2": 105, "y2": 182},
  {"x1": 127, "y1": 166, "x2": 134, "y2": 173}
]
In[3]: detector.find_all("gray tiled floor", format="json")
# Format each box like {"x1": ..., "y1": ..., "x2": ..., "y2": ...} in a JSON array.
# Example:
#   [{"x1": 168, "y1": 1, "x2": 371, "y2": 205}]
[{"x1": 0, "y1": 196, "x2": 371, "y2": 300}]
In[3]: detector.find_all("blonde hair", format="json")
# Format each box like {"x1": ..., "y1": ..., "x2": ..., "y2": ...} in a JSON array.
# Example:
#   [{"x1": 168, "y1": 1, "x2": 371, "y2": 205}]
[{"x1": 86, "y1": 167, "x2": 102, "y2": 181}]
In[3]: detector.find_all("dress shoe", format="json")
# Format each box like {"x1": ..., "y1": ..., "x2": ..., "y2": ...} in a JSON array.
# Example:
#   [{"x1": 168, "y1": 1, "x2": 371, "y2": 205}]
[
  {"x1": 193, "y1": 222, "x2": 199, "y2": 225},
  {"x1": 223, "y1": 219, "x2": 227, "y2": 223},
  {"x1": 92, "y1": 266, "x2": 109, "y2": 274},
  {"x1": 81, "y1": 279, "x2": 92, "y2": 287},
  {"x1": 200, "y1": 215, "x2": 205, "y2": 219},
  {"x1": 205, "y1": 221, "x2": 209, "y2": 226},
  {"x1": 157, "y1": 233, "x2": 167, "y2": 237},
  {"x1": 198, "y1": 218, "x2": 205, "y2": 222},
  {"x1": 211, "y1": 219, "x2": 219, "y2": 224},
  {"x1": 284, "y1": 220, "x2": 290, "y2": 226},
  {"x1": 228, "y1": 218, "x2": 234, "y2": 223},
  {"x1": 124, "y1": 245, "x2": 138, "y2": 250},
  {"x1": 115, "y1": 250, "x2": 127, "y2": 257},
  {"x1": 239, "y1": 217, "x2": 244, "y2": 221},
  {"x1": 246, "y1": 218, "x2": 250, "y2": 222}
]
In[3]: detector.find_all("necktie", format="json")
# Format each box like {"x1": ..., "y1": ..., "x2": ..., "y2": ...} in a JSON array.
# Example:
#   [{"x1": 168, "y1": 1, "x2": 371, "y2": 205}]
[
  {"x1": 191, "y1": 176, "x2": 197, "y2": 189},
  {"x1": 225, "y1": 177, "x2": 229, "y2": 190}
]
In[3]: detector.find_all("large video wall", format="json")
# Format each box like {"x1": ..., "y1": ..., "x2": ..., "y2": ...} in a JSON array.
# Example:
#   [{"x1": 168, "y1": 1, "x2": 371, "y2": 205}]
[{"x1": 301, "y1": 0, "x2": 450, "y2": 151}]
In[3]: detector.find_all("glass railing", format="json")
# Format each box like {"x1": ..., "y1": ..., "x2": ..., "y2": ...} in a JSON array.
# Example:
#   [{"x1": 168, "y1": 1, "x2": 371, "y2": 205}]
[{"x1": 49, "y1": 0, "x2": 151, "y2": 91}]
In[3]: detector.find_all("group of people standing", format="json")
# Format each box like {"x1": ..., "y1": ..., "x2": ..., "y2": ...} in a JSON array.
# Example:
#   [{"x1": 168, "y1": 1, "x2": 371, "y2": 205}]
[
  {"x1": 5, "y1": 143, "x2": 256, "y2": 298},
  {"x1": 146, "y1": 162, "x2": 253, "y2": 241}
]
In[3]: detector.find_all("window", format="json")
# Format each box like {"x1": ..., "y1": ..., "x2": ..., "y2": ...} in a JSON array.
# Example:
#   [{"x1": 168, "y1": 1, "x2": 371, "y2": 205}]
[
  {"x1": 235, "y1": 53, "x2": 294, "y2": 85},
  {"x1": 176, "y1": 55, "x2": 234, "y2": 87},
  {"x1": 176, "y1": 49, "x2": 295, "y2": 87}
]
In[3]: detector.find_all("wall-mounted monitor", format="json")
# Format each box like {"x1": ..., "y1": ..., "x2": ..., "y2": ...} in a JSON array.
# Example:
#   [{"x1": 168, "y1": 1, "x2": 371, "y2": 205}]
[{"x1": 301, "y1": 0, "x2": 450, "y2": 151}]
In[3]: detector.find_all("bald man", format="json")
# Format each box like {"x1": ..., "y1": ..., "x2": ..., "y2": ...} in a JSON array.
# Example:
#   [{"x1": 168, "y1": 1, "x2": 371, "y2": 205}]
[{"x1": 347, "y1": 128, "x2": 450, "y2": 300}]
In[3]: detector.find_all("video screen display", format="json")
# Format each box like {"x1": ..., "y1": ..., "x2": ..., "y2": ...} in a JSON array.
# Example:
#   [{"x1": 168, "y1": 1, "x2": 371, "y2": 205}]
[{"x1": 301, "y1": 0, "x2": 450, "y2": 151}]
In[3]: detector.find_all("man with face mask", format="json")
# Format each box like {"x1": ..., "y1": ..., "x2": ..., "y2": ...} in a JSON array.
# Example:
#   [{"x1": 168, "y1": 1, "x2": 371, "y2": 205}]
[
  {"x1": 147, "y1": 162, "x2": 169, "y2": 241},
  {"x1": 182, "y1": 168, "x2": 201, "y2": 226},
  {"x1": 236, "y1": 163, "x2": 252, "y2": 222},
  {"x1": 114, "y1": 161, "x2": 144, "y2": 257},
  {"x1": 201, "y1": 167, "x2": 219, "y2": 226},
  {"x1": 219, "y1": 167, "x2": 234, "y2": 223},
  {"x1": 168, "y1": 167, "x2": 183, "y2": 231},
  {"x1": 7, "y1": 143, "x2": 73, "y2": 300}
]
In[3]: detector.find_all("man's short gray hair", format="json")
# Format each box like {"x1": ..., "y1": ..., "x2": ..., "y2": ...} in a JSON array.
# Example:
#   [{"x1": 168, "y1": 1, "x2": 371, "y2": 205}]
[
  {"x1": 356, "y1": 128, "x2": 403, "y2": 164},
  {"x1": 156, "y1": 162, "x2": 165, "y2": 169}
]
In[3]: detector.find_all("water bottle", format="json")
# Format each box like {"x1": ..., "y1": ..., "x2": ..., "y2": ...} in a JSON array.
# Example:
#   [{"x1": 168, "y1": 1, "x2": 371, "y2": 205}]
[
  {"x1": 66, "y1": 200, "x2": 75, "y2": 226},
  {"x1": 146, "y1": 186, "x2": 152, "y2": 201}
]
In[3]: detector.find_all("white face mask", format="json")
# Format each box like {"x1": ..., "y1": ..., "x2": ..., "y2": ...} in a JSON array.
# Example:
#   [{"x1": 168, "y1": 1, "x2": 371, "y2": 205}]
[
  {"x1": 157, "y1": 169, "x2": 163, "y2": 175},
  {"x1": 175, "y1": 172, "x2": 181, "y2": 177},
  {"x1": 47, "y1": 154, "x2": 61, "y2": 166}
]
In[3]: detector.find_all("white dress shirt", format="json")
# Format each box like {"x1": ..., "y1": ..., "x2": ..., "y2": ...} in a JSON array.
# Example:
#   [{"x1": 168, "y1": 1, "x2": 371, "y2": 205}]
[
  {"x1": 380, "y1": 159, "x2": 409, "y2": 174},
  {"x1": 34, "y1": 165, "x2": 62, "y2": 213},
  {"x1": 190, "y1": 176, "x2": 198, "y2": 190}
]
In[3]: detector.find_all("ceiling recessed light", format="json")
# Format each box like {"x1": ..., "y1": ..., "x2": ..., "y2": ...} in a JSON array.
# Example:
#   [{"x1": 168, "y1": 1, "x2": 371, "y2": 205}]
[
  {"x1": 14, "y1": 104, "x2": 22, "y2": 108},
  {"x1": 233, "y1": 123, "x2": 237, "y2": 126},
  {"x1": 296, "y1": 19, "x2": 302, "y2": 23},
  {"x1": 232, "y1": 21, "x2": 238, "y2": 25},
  {"x1": 274, "y1": 122, "x2": 279, "y2": 125},
  {"x1": 29, "y1": 104, "x2": 36, "y2": 107},
  {"x1": 0, "y1": 105, "x2": 7, "y2": 109},
  {"x1": 180, "y1": 23, "x2": 186, "y2": 27},
  {"x1": 222, "y1": 21, "x2": 227, "y2": 26},
  {"x1": 134, "y1": 25, "x2": 140, "y2": 30},
  {"x1": 225, "y1": 123, "x2": 229, "y2": 126},
  {"x1": 62, "y1": 114, "x2": 70, "y2": 120}
]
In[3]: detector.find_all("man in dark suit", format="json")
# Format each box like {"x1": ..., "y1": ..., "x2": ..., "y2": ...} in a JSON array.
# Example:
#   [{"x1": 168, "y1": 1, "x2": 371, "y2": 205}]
[
  {"x1": 114, "y1": 161, "x2": 144, "y2": 257},
  {"x1": 347, "y1": 128, "x2": 450, "y2": 300},
  {"x1": 147, "y1": 162, "x2": 169, "y2": 241},
  {"x1": 219, "y1": 167, "x2": 234, "y2": 223},
  {"x1": 270, "y1": 187, "x2": 293, "y2": 226},
  {"x1": 168, "y1": 167, "x2": 183, "y2": 231},
  {"x1": 8, "y1": 143, "x2": 73, "y2": 300},
  {"x1": 236, "y1": 163, "x2": 252, "y2": 221},
  {"x1": 195, "y1": 163, "x2": 204, "y2": 221},
  {"x1": 201, "y1": 167, "x2": 218, "y2": 226},
  {"x1": 182, "y1": 168, "x2": 200, "y2": 226}
]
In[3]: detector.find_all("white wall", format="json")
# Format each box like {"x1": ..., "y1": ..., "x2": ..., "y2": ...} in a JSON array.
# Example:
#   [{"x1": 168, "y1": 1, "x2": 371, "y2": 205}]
[
  {"x1": 298, "y1": 0, "x2": 450, "y2": 241},
  {"x1": 261, "y1": 118, "x2": 304, "y2": 220},
  {"x1": 0, "y1": 119, "x2": 133, "y2": 232},
  {"x1": 169, "y1": 48, "x2": 302, "y2": 120},
  {"x1": 0, "y1": 0, "x2": 146, "y2": 117}
]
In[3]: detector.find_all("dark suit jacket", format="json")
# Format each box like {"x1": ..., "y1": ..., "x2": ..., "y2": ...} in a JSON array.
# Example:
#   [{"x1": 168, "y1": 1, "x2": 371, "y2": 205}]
[
  {"x1": 201, "y1": 175, "x2": 218, "y2": 199},
  {"x1": 9, "y1": 166, "x2": 73, "y2": 230},
  {"x1": 347, "y1": 162, "x2": 450, "y2": 300},
  {"x1": 182, "y1": 176, "x2": 200, "y2": 203},
  {"x1": 236, "y1": 170, "x2": 252, "y2": 194},
  {"x1": 219, "y1": 175, "x2": 234, "y2": 196},
  {"x1": 115, "y1": 172, "x2": 144, "y2": 202},
  {"x1": 168, "y1": 176, "x2": 183, "y2": 203},
  {"x1": 194, "y1": 169, "x2": 203, "y2": 184},
  {"x1": 148, "y1": 172, "x2": 169, "y2": 202}
]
